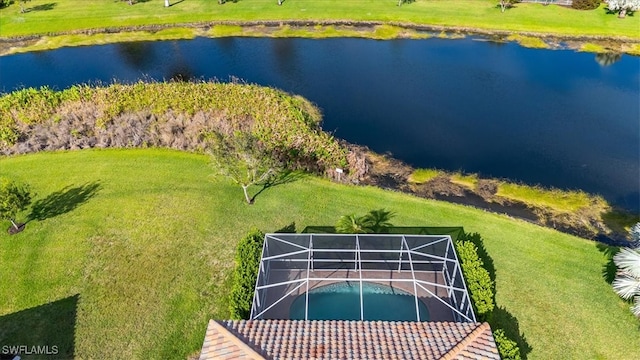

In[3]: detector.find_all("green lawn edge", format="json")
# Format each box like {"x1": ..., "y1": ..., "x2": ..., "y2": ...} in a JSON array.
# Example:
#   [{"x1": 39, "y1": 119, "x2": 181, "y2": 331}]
[{"x1": 0, "y1": 148, "x2": 638, "y2": 359}]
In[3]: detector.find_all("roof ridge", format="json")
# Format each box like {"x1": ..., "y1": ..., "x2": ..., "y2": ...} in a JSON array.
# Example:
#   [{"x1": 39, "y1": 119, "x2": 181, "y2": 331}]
[
  {"x1": 209, "y1": 320, "x2": 266, "y2": 360},
  {"x1": 440, "y1": 322, "x2": 491, "y2": 360}
]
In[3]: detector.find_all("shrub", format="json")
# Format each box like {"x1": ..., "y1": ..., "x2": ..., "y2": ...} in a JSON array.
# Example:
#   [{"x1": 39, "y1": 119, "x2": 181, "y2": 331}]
[
  {"x1": 455, "y1": 233, "x2": 495, "y2": 321},
  {"x1": 0, "y1": 82, "x2": 349, "y2": 176},
  {"x1": 335, "y1": 208, "x2": 395, "y2": 233},
  {"x1": 229, "y1": 229, "x2": 265, "y2": 319},
  {"x1": 493, "y1": 329, "x2": 522, "y2": 360},
  {"x1": 0, "y1": 177, "x2": 32, "y2": 233},
  {"x1": 572, "y1": 0, "x2": 600, "y2": 10}
]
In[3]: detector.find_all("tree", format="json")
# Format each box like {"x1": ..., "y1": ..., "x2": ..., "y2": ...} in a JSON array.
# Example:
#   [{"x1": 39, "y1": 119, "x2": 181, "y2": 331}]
[
  {"x1": 498, "y1": 0, "x2": 518, "y2": 13},
  {"x1": 0, "y1": 177, "x2": 32, "y2": 234},
  {"x1": 336, "y1": 214, "x2": 369, "y2": 234},
  {"x1": 607, "y1": 0, "x2": 640, "y2": 18},
  {"x1": 18, "y1": 0, "x2": 30, "y2": 13},
  {"x1": 397, "y1": 0, "x2": 415, "y2": 6},
  {"x1": 362, "y1": 208, "x2": 395, "y2": 233},
  {"x1": 630, "y1": 222, "x2": 640, "y2": 247},
  {"x1": 612, "y1": 246, "x2": 640, "y2": 317},
  {"x1": 209, "y1": 132, "x2": 280, "y2": 205},
  {"x1": 336, "y1": 209, "x2": 395, "y2": 233}
]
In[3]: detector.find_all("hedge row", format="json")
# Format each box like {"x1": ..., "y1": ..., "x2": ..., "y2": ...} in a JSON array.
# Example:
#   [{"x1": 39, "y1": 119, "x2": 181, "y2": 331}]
[
  {"x1": 229, "y1": 229, "x2": 265, "y2": 320},
  {"x1": 455, "y1": 232, "x2": 522, "y2": 360},
  {"x1": 493, "y1": 329, "x2": 522, "y2": 360},
  {"x1": 455, "y1": 233, "x2": 495, "y2": 321}
]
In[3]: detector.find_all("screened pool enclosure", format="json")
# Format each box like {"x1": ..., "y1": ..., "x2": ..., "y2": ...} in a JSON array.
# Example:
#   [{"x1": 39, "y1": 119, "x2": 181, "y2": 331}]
[{"x1": 250, "y1": 234, "x2": 476, "y2": 323}]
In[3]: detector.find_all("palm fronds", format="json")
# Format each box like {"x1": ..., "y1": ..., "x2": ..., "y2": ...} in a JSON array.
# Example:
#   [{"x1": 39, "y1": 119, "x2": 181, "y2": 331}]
[{"x1": 613, "y1": 246, "x2": 640, "y2": 317}]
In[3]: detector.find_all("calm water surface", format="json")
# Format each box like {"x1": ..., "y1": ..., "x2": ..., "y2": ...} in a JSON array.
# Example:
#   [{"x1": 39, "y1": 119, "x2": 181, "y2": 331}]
[{"x1": 0, "y1": 37, "x2": 638, "y2": 211}]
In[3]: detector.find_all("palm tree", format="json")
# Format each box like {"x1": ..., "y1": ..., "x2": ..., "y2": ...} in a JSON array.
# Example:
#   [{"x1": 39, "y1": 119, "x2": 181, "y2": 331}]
[
  {"x1": 336, "y1": 214, "x2": 369, "y2": 234},
  {"x1": 361, "y1": 209, "x2": 395, "y2": 233},
  {"x1": 612, "y1": 247, "x2": 640, "y2": 318},
  {"x1": 335, "y1": 209, "x2": 395, "y2": 234}
]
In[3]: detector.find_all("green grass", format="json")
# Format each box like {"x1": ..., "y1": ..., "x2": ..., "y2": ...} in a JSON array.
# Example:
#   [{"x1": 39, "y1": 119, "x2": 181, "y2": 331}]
[
  {"x1": 7, "y1": 28, "x2": 200, "y2": 54},
  {"x1": 506, "y1": 34, "x2": 549, "y2": 49},
  {"x1": 580, "y1": 43, "x2": 607, "y2": 53},
  {"x1": 497, "y1": 182, "x2": 603, "y2": 213},
  {"x1": 410, "y1": 167, "x2": 608, "y2": 215},
  {"x1": 408, "y1": 168, "x2": 443, "y2": 184},
  {"x1": 451, "y1": 172, "x2": 479, "y2": 189},
  {"x1": 0, "y1": 149, "x2": 638, "y2": 359},
  {"x1": 0, "y1": 0, "x2": 638, "y2": 40}
]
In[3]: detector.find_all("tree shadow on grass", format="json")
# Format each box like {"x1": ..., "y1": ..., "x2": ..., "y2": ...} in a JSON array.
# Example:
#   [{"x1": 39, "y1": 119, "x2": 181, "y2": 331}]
[
  {"x1": 597, "y1": 243, "x2": 620, "y2": 284},
  {"x1": 28, "y1": 182, "x2": 101, "y2": 223},
  {"x1": 250, "y1": 170, "x2": 306, "y2": 203},
  {"x1": 0, "y1": 294, "x2": 78, "y2": 359},
  {"x1": 23, "y1": 2, "x2": 57, "y2": 12}
]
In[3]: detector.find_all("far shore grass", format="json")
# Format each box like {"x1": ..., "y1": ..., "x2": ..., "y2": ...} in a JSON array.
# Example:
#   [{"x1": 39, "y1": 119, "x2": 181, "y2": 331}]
[
  {"x1": 409, "y1": 167, "x2": 605, "y2": 213},
  {"x1": 0, "y1": 0, "x2": 639, "y2": 55},
  {"x1": 1, "y1": 149, "x2": 639, "y2": 359}
]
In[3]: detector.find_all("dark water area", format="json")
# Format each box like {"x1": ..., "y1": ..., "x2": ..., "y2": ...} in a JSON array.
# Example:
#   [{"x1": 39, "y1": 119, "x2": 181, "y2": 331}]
[{"x1": 0, "y1": 37, "x2": 638, "y2": 211}]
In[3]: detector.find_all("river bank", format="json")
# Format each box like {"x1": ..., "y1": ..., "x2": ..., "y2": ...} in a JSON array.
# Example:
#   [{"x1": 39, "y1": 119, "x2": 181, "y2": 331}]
[
  {"x1": 1, "y1": 21, "x2": 639, "y2": 56},
  {"x1": 1, "y1": 0, "x2": 639, "y2": 55},
  {"x1": 1, "y1": 73, "x2": 636, "y2": 247},
  {"x1": 347, "y1": 143, "x2": 639, "y2": 246}
]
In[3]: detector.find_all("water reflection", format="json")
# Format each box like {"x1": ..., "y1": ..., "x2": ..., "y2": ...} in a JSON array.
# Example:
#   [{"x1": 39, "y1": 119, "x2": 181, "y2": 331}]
[
  {"x1": 117, "y1": 42, "x2": 156, "y2": 70},
  {"x1": 166, "y1": 42, "x2": 195, "y2": 81},
  {"x1": 272, "y1": 38, "x2": 302, "y2": 91},
  {"x1": 595, "y1": 52, "x2": 623, "y2": 67}
]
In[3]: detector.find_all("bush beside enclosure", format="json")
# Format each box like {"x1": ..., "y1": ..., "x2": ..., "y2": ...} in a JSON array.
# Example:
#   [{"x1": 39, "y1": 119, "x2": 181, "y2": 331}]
[
  {"x1": 455, "y1": 232, "x2": 522, "y2": 360},
  {"x1": 229, "y1": 229, "x2": 265, "y2": 320}
]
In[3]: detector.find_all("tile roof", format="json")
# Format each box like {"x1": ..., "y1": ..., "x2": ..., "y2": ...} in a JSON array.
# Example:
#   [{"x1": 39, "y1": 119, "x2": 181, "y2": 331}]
[{"x1": 199, "y1": 319, "x2": 499, "y2": 360}]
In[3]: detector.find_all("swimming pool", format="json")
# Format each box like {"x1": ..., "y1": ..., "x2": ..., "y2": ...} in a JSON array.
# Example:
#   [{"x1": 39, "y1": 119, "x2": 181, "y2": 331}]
[{"x1": 289, "y1": 281, "x2": 430, "y2": 321}]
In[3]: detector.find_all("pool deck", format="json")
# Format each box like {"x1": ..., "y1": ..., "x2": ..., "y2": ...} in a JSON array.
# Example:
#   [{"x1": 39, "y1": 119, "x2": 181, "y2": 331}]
[{"x1": 257, "y1": 268, "x2": 456, "y2": 322}]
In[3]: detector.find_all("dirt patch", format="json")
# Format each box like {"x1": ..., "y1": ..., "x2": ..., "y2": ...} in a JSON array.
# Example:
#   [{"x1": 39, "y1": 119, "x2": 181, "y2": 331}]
[{"x1": 7, "y1": 223, "x2": 25, "y2": 235}]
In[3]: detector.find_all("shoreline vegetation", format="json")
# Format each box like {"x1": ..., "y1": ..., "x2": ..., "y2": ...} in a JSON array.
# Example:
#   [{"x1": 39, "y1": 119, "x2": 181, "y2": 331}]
[
  {"x1": 358, "y1": 147, "x2": 639, "y2": 244},
  {"x1": 0, "y1": 82, "x2": 637, "y2": 245},
  {"x1": 1, "y1": 0, "x2": 639, "y2": 55}
]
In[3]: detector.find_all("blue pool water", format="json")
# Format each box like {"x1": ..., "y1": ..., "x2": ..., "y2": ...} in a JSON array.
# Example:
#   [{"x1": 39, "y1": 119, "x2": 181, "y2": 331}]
[{"x1": 289, "y1": 282, "x2": 430, "y2": 321}]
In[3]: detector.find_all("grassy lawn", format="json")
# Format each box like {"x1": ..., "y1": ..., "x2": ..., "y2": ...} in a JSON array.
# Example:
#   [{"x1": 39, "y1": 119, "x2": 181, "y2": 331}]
[
  {"x1": 0, "y1": 148, "x2": 638, "y2": 359},
  {"x1": 0, "y1": 0, "x2": 638, "y2": 40}
]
